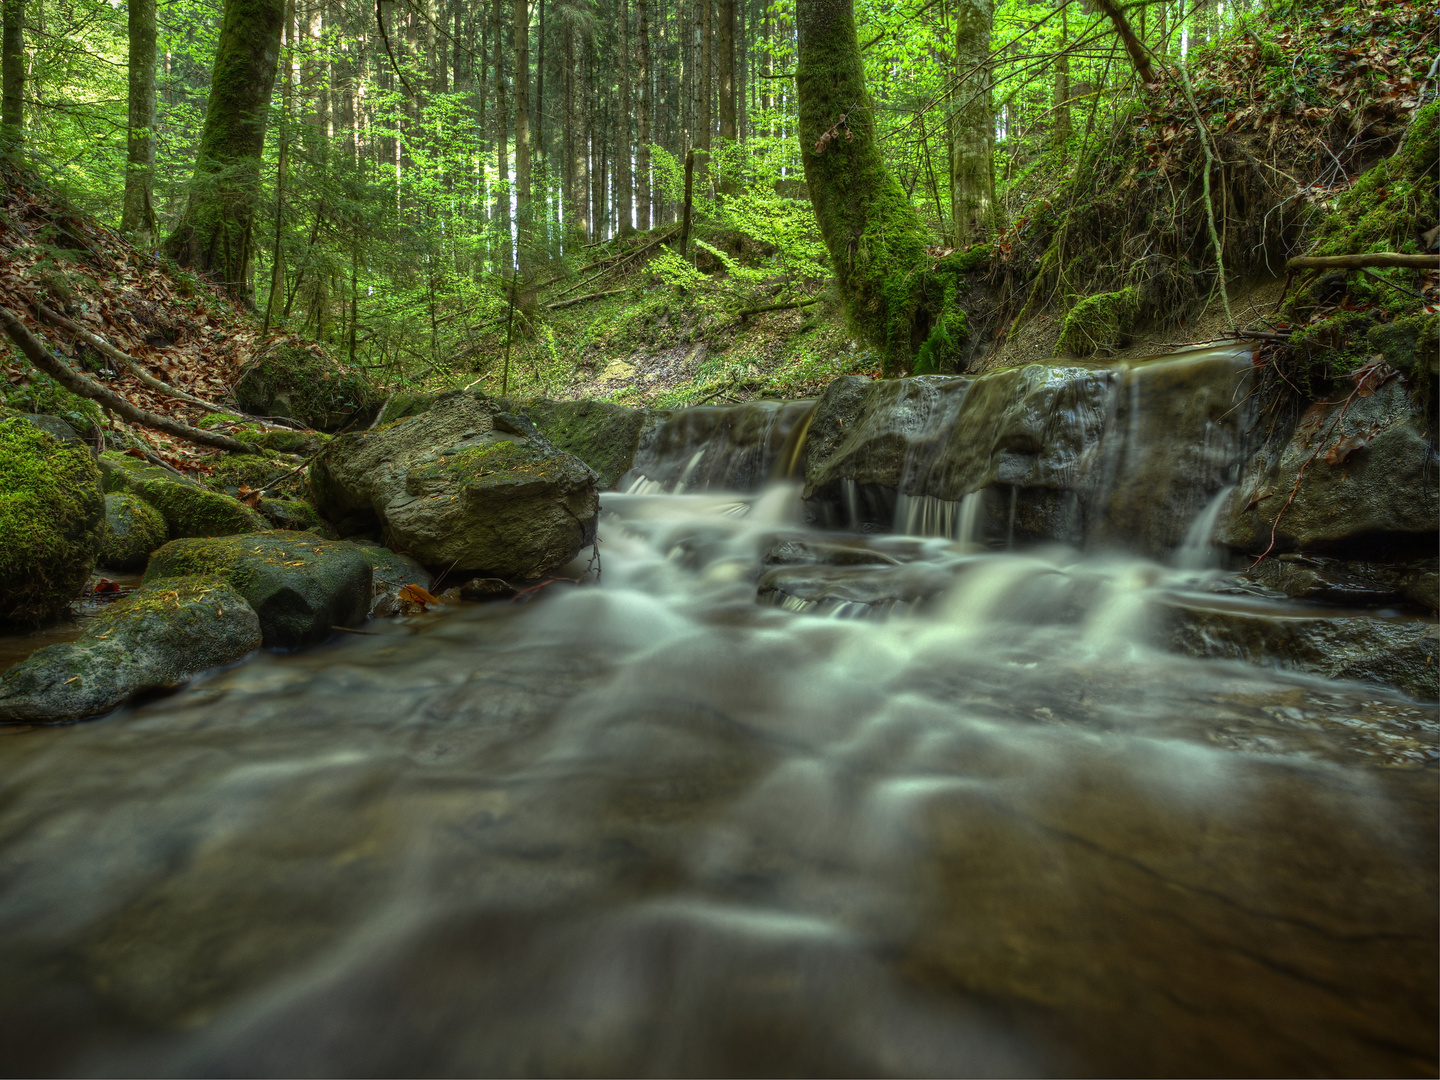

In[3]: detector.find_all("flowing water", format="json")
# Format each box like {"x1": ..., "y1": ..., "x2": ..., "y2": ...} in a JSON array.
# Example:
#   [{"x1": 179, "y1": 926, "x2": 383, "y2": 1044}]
[{"x1": 0, "y1": 363, "x2": 1436, "y2": 1077}]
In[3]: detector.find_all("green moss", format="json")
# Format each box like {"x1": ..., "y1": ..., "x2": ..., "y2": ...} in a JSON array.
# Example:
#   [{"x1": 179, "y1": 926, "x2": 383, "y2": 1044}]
[
  {"x1": 204, "y1": 451, "x2": 291, "y2": 492},
  {"x1": 424, "y1": 438, "x2": 565, "y2": 486},
  {"x1": 195, "y1": 412, "x2": 246, "y2": 429},
  {"x1": 517, "y1": 399, "x2": 647, "y2": 489},
  {"x1": 1368, "y1": 313, "x2": 1440, "y2": 414},
  {"x1": 0, "y1": 418, "x2": 105, "y2": 626},
  {"x1": 197, "y1": 410, "x2": 327, "y2": 455},
  {"x1": 98, "y1": 492, "x2": 168, "y2": 572},
  {"x1": 374, "y1": 392, "x2": 437, "y2": 427},
  {"x1": 0, "y1": 369, "x2": 104, "y2": 440},
  {"x1": 1057, "y1": 288, "x2": 1141, "y2": 355},
  {"x1": 233, "y1": 344, "x2": 382, "y2": 432},
  {"x1": 99, "y1": 451, "x2": 268, "y2": 538}
]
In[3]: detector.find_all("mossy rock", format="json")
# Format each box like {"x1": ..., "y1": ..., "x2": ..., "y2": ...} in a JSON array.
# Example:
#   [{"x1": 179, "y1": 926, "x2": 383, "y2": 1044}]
[
  {"x1": 0, "y1": 418, "x2": 105, "y2": 627},
  {"x1": 258, "y1": 497, "x2": 338, "y2": 539},
  {"x1": 98, "y1": 493, "x2": 168, "y2": 572},
  {"x1": 195, "y1": 412, "x2": 327, "y2": 456},
  {"x1": 1368, "y1": 314, "x2": 1439, "y2": 413},
  {"x1": 374, "y1": 392, "x2": 437, "y2": 428},
  {"x1": 204, "y1": 452, "x2": 295, "y2": 494},
  {"x1": 0, "y1": 574, "x2": 261, "y2": 723},
  {"x1": 233, "y1": 344, "x2": 382, "y2": 432},
  {"x1": 144, "y1": 532, "x2": 372, "y2": 649},
  {"x1": 1057, "y1": 288, "x2": 1141, "y2": 356},
  {"x1": 515, "y1": 398, "x2": 651, "y2": 490},
  {"x1": 0, "y1": 369, "x2": 104, "y2": 442},
  {"x1": 0, "y1": 410, "x2": 87, "y2": 446},
  {"x1": 352, "y1": 543, "x2": 433, "y2": 617},
  {"x1": 99, "y1": 452, "x2": 268, "y2": 539}
]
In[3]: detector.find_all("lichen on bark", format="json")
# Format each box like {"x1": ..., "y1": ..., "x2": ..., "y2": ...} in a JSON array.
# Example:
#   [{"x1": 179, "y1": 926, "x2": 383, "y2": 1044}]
[{"x1": 796, "y1": 0, "x2": 967, "y2": 376}]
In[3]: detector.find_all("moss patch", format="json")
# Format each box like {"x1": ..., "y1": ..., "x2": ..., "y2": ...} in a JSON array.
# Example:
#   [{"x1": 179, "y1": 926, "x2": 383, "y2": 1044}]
[
  {"x1": 98, "y1": 492, "x2": 168, "y2": 572},
  {"x1": 1057, "y1": 288, "x2": 1141, "y2": 356},
  {"x1": 517, "y1": 399, "x2": 648, "y2": 490},
  {"x1": 99, "y1": 451, "x2": 268, "y2": 538},
  {"x1": 233, "y1": 344, "x2": 382, "y2": 432},
  {"x1": 0, "y1": 369, "x2": 104, "y2": 441},
  {"x1": 0, "y1": 418, "x2": 105, "y2": 626}
]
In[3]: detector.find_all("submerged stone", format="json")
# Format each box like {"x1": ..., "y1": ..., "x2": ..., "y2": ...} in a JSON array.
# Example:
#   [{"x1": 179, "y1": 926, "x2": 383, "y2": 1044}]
[
  {"x1": 0, "y1": 575, "x2": 260, "y2": 723},
  {"x1": 145, "y1": 532, "x2": 372, "y2": 649},
  {"x1": 98, "y1": 492, "x2": 168, "y2": 572},
  {"x1": 0, "y1": 418, "x2": 105, "y2": 627},
  {"x1": 309, "y1": 392, "x2": 599, "y2": 578}
]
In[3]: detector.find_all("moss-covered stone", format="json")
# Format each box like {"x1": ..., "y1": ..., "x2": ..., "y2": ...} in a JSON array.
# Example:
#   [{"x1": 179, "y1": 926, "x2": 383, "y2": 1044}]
[
  {"x1": 257, "y1": 497, "x2": 338, "y2": 539},
  {"x1": 353, "y1": 543, "x2": 433, "y2": 616},
  {"x1": 501, "y1": 398, "x2": 650, "y2": 491},
  {"x1": 374, "y1": 392, "x2": 437, "y2": 427},
  {"x1": 99, "y1": 451, "x2": 268, "y2": 539},
  {"x1": 233, "y1": 344, "x2": 382, "y2": 432},
  {"x1": 0, "y1": 574, "x2": 262, "y2": 723},
  {"x1": 203, "y1": 451, "x2": 293, "y2": 493},
  {"x1": 195, "y1": 412, "x2": 327, "y2": 456},
  {"x1": 0, "y1": 418, "x2": 105, "y2": 626},
  {"x1": 1368, "y1": 314, "x2": 1439, "y2": 413},
  {"x1": 1057, "y1": 288, "x2": 1140, "y2": 356},
  {"x1": 98, "y1": 493, "x2": 168, "y2": 572},
  {"x1": 0, "y1": 370, "x2": 104, "y2": 442},
  {"x1": 144, "y1": 532, "x2": 372, "y2": 648}
]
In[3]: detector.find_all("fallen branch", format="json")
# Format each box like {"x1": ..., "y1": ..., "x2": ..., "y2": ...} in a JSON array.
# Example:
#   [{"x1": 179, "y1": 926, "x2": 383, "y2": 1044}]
[
  {"x1": 33, "y1": 302, "x2": 229, "y2": 415},
  {"x1": 1286, "y1": 253, "x2": 1440, "y2": 271},
  {"x1": 1226, "y1": 329, "x2": 1293, "y2": 344},
  {"x1": 737, "y1": 297, "x2": 820, "y2": 320},
  {"x1": 0, "y1": 306, "x2": 261, "y2": 455},
  {"x1": 545, "y1": 288, "x2": 629, "y2": 311}
]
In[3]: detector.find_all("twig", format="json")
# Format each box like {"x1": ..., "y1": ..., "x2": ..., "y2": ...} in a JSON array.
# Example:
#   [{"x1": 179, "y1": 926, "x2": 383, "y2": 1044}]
[
  {"x1": 1359, "y1": 268, "x2": 1429, "y2": 302},
  {"x1": 545, "y1": 288, "x2": 629, "y2": 311},
  {"x1": 0, "y1": 306, "x2": 262, "y2": 455}
]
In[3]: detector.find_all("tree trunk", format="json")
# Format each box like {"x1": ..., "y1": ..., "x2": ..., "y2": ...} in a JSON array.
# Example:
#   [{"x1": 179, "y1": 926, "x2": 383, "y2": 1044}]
[
  {"x1": 513, "y1": 0, "x2": 532, "y2": 269},
  {"x1": 698, "y1": 0, "x2": 711, "y2": 187},
  {"x1": 1052, "y1": 3, "x2": 1070, "y2": 151},
  {"x1": 796, "y1": 0, "x2": 958, "y2": 374},
  {"x1": 0, "y1": 0, "x2": 21, "y2": 153},
  {"x1": 121, "y1": 0, "x2": 158, "y2": 241},
  {"x1": 717, "y1": 0, "x2": 735, "y2": 194},
  {"x1": 493, "y1": 0, "x2": 508, "y2": 267},
  {"x1": 1092, "y1": 0, "x2": 1157, "y2": 83},
  {"x1": 637, "y1": 0, "x2": 651, "y2": 230},
  {"x1": 617, "y1": 0, "x2": 632, "y2": 233},
  {"x1": 162, "y1": 0, "x2": 286, "y2": 302},
  {"x1": 949, "y1": 0, "x2": 995, "y2": 247}
]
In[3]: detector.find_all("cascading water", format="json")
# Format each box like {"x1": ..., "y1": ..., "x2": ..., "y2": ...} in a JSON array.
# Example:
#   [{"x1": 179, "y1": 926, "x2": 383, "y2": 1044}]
[{"x1": 0, "y1": 353, "x2": 1433, "y2": 1077}]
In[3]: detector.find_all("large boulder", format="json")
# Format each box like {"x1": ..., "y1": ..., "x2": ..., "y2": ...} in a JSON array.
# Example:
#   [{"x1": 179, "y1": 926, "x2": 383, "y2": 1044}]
[
  {"x1": 517, "y1": 398, "x2": 652, "y2": 490},
  {"x1": 1219, "y1": 378, "x2": 1438, "y2": 556},
  {"x1": 98, "y1": 492, "x2": 168, "y2": 572},
  {"x1": 309, "y1": 392, "x2": 600, "y2": 578},
  {"x1": 233, "y1": 344, "x2": 382, "y2": 432},
  {"x1": 0, "y1": 575, "x2": 261, "y2": 723},
  {"x1": 145, "y1": 532, "x2": 372, "y2": 649},
  {"x1": 99, "y1": 452, "x2": 268, "y2": 539},
  {"x1": 0, "y1": 417, "x2": 105, "y2": 626}
]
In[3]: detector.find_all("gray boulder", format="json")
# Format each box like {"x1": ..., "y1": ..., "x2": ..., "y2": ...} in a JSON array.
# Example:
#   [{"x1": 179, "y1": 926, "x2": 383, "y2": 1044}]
[
  {"x1": 517, "y1": 398, "x2": 652, "y2": 490},
  {"x1": 0, "y1": 575, "x2": 261, "y2": 723},
  {"x1": 1219, "y1": 378, "x2": 1438, "y2": 555},
  {"x1": 309, "y1": 392, "x2": 599, "y2": 578},
  {"x1": 98, "y1": 492, "x2": 168, "y2": 572},
  {"x1": 145, "y1": 532, "x2": 372, "y2": 649}
]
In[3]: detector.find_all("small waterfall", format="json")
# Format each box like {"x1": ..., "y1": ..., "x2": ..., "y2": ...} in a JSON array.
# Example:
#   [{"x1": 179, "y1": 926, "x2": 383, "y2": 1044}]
[
  {"x1": 623, "y1": 399, "x2": 816, "y2": 493},
  {"x1": 1173, "y1": 485, "x2": 1236, "y2": 570}
]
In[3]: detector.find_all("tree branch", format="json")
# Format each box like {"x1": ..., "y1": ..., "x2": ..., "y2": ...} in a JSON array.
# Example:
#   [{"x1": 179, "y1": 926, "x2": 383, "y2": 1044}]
[{"x1": 1286, "y1": 253, "x2": 1440, "y2": 271}]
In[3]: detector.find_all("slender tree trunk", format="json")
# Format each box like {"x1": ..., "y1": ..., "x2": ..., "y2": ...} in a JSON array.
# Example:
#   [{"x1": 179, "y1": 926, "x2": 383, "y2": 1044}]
[
  {"x1": 264, "y1": 0, "x2": 295, "y2": 333},
  {"x1": 637, "y1": 0, "x2": 651, "y2": 230},
  {"x1": 493, "y1": 0, "x2": 508, "y2": 267},
  {"x1": 121, "y1": 0, "x2": 158, "y2": 241},
  {"x1": 717, "y1": 0, "x2": 735, "y2": 192},
  {"x1": 796, "y1": 0, "x2": 957, "y2": 373},
  {"x1": 616, "y1": 0, "x2": 632, "y2": 233},
  {"x1": 1, "y1": 0, "x2": 23, "y2": 152},
  {"x1": 163, "y1": 0, "x2": 286, "y2": 301},
  {"x1": 949, "y1": 0, "x2": 995, "y2": 247},
  {"x1": 513, "y1": 0, "x2": 532, "y2": 270},
  {"x1": 1052, "y1": 3, "x2": 1071, "y2": 151},
  {"x1": 1093, "y1": 0, "x2": 1158, "y2": 83},
  {"x1": 698, "y1": 0, "x2": 711, "y2": 186}
]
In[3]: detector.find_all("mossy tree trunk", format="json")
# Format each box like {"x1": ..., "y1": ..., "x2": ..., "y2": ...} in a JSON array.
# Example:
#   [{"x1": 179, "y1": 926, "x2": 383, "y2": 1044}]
[
  {"x1": 796, "y1": 0, "x2": 960, "y2": 374},
  {"x1": 121, "y1": 0, "x2": 158, "y2": 242},
  {"x1": 949, "y1": 0, "x2": 995, "y2": 246},
  {"x1": 1, "y1": 0, "x2": 22, "y2": 154},
  {"x1": 162, "y1": 0, "x2": 285, "y2": 302}
]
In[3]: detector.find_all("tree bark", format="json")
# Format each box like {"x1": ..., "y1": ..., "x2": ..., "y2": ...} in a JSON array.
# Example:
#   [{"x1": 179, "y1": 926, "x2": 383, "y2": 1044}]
[
  {"x1": 121, "y1": 0, "x2": 158, "y2": 241},
  {"x1": 162, "y1": 0, "x2": 286, "y2": 302},
  {"x1": 949, "y1": 0, "x2": 995, "y2": 247},
  {"x1": 717, "y1": 0, "x2": 736, "y2": 172},
  {"x1": 617, "y1": 0, "x2": 632, "y2": 232},
  {"x1": 513, "y1": 0, "x2": 532, "y2": 269},
  {"x1": 0, "y1": 0, "x2": 21, "y2": 153},
  {"x1": 1052, "y1": 3, "x2": 1070, "y2": 151},
  {"x1": 493, "y1": 0, "x2": 509, "y2": 268},
  {"x1": 637, "y1": 0, "x2": 651, "y2": 230},
  {"x1": 1287, "y1": 253, "x2": 1439, "y2": 271},
  {"x1": 796, "y1": 0, "x2": 957, "y2": 374},
  {"x1": 698, "y1": 0, "x2": 711, "y2": 187},
  {"x1": 1092, "y1": 0, "x2": 1157, "y2": 84}
]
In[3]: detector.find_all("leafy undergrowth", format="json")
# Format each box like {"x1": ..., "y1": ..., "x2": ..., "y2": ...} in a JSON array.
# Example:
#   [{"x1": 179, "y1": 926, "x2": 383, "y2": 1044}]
[{"x1": 0, "y1": 160, "x2": 372, "y2": 473}]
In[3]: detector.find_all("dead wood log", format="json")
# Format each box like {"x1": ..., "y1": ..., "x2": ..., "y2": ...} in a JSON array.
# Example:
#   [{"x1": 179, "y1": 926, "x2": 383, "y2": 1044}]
[
  {"x1": 1286, "y1": 253, "x2": 1440, "y2": 271},
  {"x1": 0, "y1": 306, "x2": 260, "y2": 454}
]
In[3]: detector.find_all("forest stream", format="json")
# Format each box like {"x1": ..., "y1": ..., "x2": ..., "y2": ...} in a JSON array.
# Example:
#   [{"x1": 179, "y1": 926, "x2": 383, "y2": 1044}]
[{"x1": 0, "y1": 348, "x2": 1434, "y2": 1077}]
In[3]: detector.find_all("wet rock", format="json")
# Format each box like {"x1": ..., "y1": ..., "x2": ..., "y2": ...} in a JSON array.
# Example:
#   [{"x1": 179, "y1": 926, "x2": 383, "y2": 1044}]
[
  {"x1": 0, "y1": 417, "x2": 105, "y2": 626},
  {"x1": 517, "y1": 398, "x2": 652, "y2": 490},
  {"x1": 352, "y1": 543, "x2": 433, "y2": 617},
  {"x1": 99, "y1": 452, "x2": 268, "y2": 539},
  {"x1": 1165, "y1": 600, "x2": 1439, "y2": 701},
  {"x1": 624, "y1": 400, "x2": 812, "y2": 492},
  {"x1": 98, "y1": 493, "x2": 168, "y2": 572},
  {"x1": 803, "y1": 352, "x2": 1256, "y2": 558},
  {"x1": 309, "y1": 392, "x2": 600, "y2": 578},
  {"x1": 1220, "y1": 378, "x2": 1438, "y2": 555},
  {"x1": 258, "y1": 497, "x2": 339, "y2": 539},
  {"x1": 762, "y1": 535, "x2": 911, "y2": 567},
  {"x1": 145, "y1": 532, "x2": 372, "y2": 649},
  {"x1": 233, "y1": 344, "x2": 382, "y2": 432},
  {"x1": 1239, "y1": 553, "x2": 1439, "y2": 610},
  {"x1": 757, "y1": 562, "x2": 953, "y2": 616},
  {"x1": 0, "y1": 575, "x2": 260, "y2": 722},
  {"x1": 457, "y1": 576, "x2": 514, "y2": 600}
]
